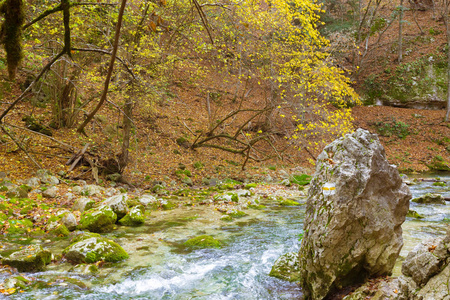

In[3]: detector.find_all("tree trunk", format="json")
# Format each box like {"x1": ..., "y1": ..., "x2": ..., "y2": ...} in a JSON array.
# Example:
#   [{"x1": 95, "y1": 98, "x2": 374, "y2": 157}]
[
  {"x1": 445, "y1": 0, "x2": 450, "y2": 121},
  {"x1": 118, "y1": 98, "x2": 133, "y2": 172},
  {"x1": 76, "y1": 0, "x2": 127, "y2": 135},
  {"x1": 398, "y1": 0, "x2": 404, "y2": 63}
]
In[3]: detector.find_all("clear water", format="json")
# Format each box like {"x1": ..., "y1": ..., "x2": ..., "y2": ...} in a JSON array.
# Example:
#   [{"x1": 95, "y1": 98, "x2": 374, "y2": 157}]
[{"x1": 3, "y1": 174, "x2": 450, "y2": 299}]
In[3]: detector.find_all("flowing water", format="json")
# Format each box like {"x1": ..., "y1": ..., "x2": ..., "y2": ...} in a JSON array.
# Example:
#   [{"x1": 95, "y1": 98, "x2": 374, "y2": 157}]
[{"x1": 3, "y1": 174, "x2": 450, "y2": 299}]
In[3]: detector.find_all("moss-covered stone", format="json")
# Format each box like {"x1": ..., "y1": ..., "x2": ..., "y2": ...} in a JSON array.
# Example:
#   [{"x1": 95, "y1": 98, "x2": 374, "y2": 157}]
[
  {"x1": 245, "y1": 183, "x2": 258, "y2": 189},
  {"x1": 278, "y1": 197, "x2": 300, "y2": 206},
  {"x1": 1, "y1": 245, "x2": 52, "y2": 272},
  {"x1": 214, "y1": 193, "x2": 239, "y2": 203},
  {"x1": 269, "y1": 252, "x2": 301, "y2": 282},
  {"x1": 226, "y1": 209, "x2": 247, "y2": 218},
  {"x1": 46, "y1": 221, "x2": 70, "y2": 237},
  {"x1": 183, "y1": 235, "x2": 222, "y2": 249},
  {"x1": 220, "y1": 215, "x2": 233, "y2": 222},
  {"x1": 118, "y1": 205, "x2": 145, "y2": 226},
  {"x1": 79, "y1": 206, "x2": 117, "y2": 233},
  {"x1": 161, "y1": 200, "x2": 176, "y2": 210},
  {"x1": 406, "y1": 209, "x2": 424, "y2": 219},
  {"x1": 412, "y1": 193, "x2": 445, "y2": 204},
  {"x1": 432, "y1": 181, "x2": 447, "y2": 187},
  {"x1": 63, "y1": 236, "x2": 128, "y2": 264}
]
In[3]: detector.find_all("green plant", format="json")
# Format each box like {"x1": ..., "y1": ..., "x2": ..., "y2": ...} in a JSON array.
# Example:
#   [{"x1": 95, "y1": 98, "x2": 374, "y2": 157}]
[{"x1": 374, "y1": 119, "x2": 410, "y2": 139}]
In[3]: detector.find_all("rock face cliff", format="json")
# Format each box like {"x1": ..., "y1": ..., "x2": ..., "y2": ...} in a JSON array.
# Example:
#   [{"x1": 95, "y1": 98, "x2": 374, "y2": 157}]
[{"x1": 298, "y1": 128, "x2": 411, "y2": 299}]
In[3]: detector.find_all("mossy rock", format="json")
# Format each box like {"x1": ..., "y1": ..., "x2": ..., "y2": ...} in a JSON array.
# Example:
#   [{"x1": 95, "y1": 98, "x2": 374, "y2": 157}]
[
  {"x1": 79, "y1": 206, "x2": 117, "y2": 233},
  {"x1": 63, "y1": 236, "x2": 128, "y2": 264},
  {"x1": 226, "y1": 209, "x2": 247, "y2": 218},
  {"x1": 1, "y1": 245, "x2": 52, "y2": 272},
  {"x1": 244, "y1": 183, "x2": 258, "y2": 189},
  {"x1": 161, "y1": 200, "x2": 176, "y2": 210},
  {"x1": 269, "y1": 252, "x2": 301, "y2": 282},
  {"x1": 411, "y1": 193, "x2": 445, "y2": 205},
  {"x1": 70, "y1": 231, "x2": 101, "y2": 244},
  {"x1": 432, "y1": 181, "x2": 447, "y2": 187},
  {"x1": 220, "y1": 215, "x2": 233, "y2": 222},
  {"x1": 46, "y1": 222, "x2": 70, "y2": 237},
  {"x1": 278, "y1": 197, "x2": 300, "y2": 206},
  {"x1": 406, "y1": 209, "x2": 424, "y2": 219},
  {"x1": 118, "y1": 205, "x2": 145, "y2": 226},
  {"x1": 183, "y1": 235, "x2": 222, "y2": 249},
  {"x1": 214, "y1": 193, "x2": 239, "y2": 203},
  {"x1": 248, "y1": 204, "x2": 266, "y2": 210}
]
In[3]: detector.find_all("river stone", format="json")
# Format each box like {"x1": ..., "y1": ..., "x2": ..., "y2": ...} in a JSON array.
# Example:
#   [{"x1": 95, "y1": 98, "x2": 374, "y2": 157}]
[
  {"x1": 73, "y1": 197, "x2": 95, "y2": 213},
  {"x1": 269, "y1": 252, "x2": 301, "y2": 282},
  {"x1": 79, "y1": 206, "x2": 117, "y2": 233},
  {"x1": 118, "y1": 205, "x2": 145, "y2": 226},
  {"x1": 101, "y1": 194, "x2": 129, "y2": 219},
  {"x1": 63, "y1": 236, "x2": 128, "y2": 263},
  {"x1": 298, "y1": 129, "x2": 411, "y2": 300},
  {"x1": 411, "y1": 193, "x2": 445, "y2": 205},
  {"x1": 2, "y1": 245, "x2": 52, "y2": 272}
]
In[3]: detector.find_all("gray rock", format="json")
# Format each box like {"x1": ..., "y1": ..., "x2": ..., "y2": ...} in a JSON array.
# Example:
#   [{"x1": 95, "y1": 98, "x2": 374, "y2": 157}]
[
  {"x1": 61, "y1": 212, "x2": 78, "y2": 231},
  {"x1": 138, "y1": 194, "x2": 158, "y2": 206},
  {"x1": 82, "y1": 184, "x2": 103, "y2": 196},
  {"x1": 26, "y1": 177, "x2": 41, "y2": 188},
  {"x1": 182, "y1": 177, "x2": 193, "y2": 186},
  {"x1": 7, "y1": 185, "x2": 28, "y2": 198},
  {"x1": 65, "y1": 192, "x2": 75, "y2": 201},
  {"x1": 101, "y1": 194, "x2": 129, "y2": 219},
  {"x1": 42, "y1": 186, "x2": 58, "y2": 198},
  {"x1": 402, "y1": 238, "x2": 444, "y2": 286},
  {"x1": 73, "y1": 197, "x2": 95, "y2": 213},
  {"x1": 1, "y1": 245, "x2": 52, "y2": 272},
  {"x1": 269, "y1": 252, "x2": 301, "y2": 282},
  {"x1": 298, "y1": 129, "x2": 411, "y2": 300},
  {"x1": 105, "y1": 187, "x2": 119, "y2": 197},
  {"x1": 72, "y1": 186, "x2": 83, "y2": 194},
  {"x1": 412, "y1": 193, "x2": 445, "y2": 205},
  {"x1": 346, "y1": 277, "x2": 406, "y2": 300},
  {"x1": 416, "y1": 264, "x2": 450, "y2": 300}
]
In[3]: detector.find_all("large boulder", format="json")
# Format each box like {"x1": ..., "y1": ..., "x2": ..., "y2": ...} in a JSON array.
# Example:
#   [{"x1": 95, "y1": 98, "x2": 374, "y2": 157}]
[
  {"x1": 1, "y1": 245, "x2": 52, "y2": 272},
  {"x1": 298, "y1": 129, "x2": 411, "y2": 299},
  {"x1": 118, "y1": 205, "x2": 145, "y2": 226}
]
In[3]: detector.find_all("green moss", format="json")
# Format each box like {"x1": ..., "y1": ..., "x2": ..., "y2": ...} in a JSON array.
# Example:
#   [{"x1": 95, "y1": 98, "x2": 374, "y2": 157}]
[
  {"x1": 248, "y1": 204, "x2": 266, "y2": 210},
  {"x1": 161, "y1": 201, "x2": 176, "y2": 210},
  {"x1": 79, "y1": 206, "x2": 117, "y2": 233},
  {"x1": 183, "y1": 235, "x2": 222, "y2": 249},
  {"x1": 220, "y1": 215, "x2": 233, "y2": 222},
  {"x1": 2, "y1": 245, "x2": 51, "y2": 272},
  {"x1": 63, "y1": 237, "x2": 128, "y2": 263},
  {"x1": 48, "y1": 223, "x2": 70, "y2": 237},
  {"x1": 227, "y1": 209, "x2": 247, "y2": 218},
  {"x1": 118, "y1": 205, "x2": 145, "y2": 226},
  {"x1": 432, "y1": 181, "x2": 447, "y2": 187},
  {"x1": 278, "y1": 197, "x2": 300, "y2": 206},
  {"x1": 406, "y1": 209, "x2": 424, "y2": 219},
  {"x1": 244, "y1": 183, "x2": 258, "y2": 189}
]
